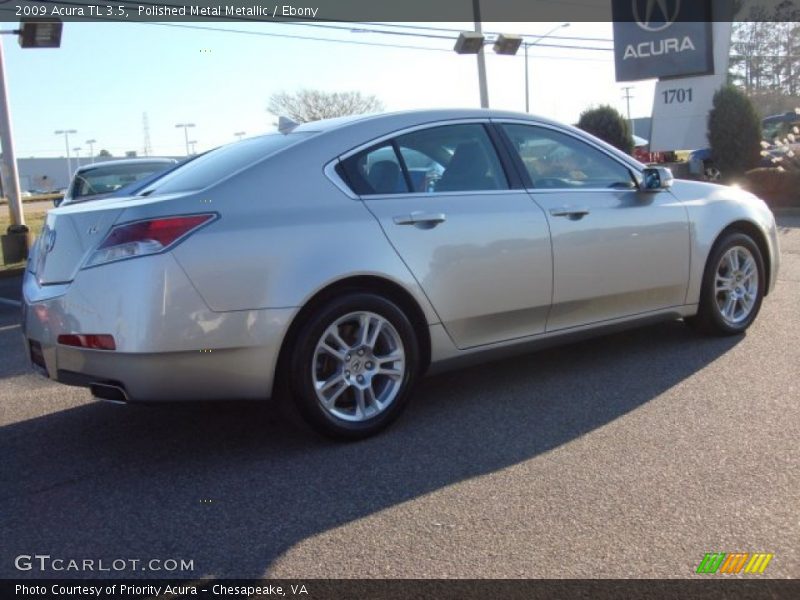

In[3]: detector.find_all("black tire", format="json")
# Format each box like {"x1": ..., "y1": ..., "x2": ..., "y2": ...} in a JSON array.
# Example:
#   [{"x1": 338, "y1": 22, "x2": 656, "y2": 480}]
[
  {"x1": 289, "y1": 292, "x2": 419, "y2": 440},
  {"x1": 686, "y1": 232, "x2": 765, "y2": 336}
]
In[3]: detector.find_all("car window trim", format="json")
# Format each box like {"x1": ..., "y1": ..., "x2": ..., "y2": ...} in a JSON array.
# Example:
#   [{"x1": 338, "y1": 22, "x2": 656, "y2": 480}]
[{"x1": 491, "y1": 118, "x2": 643, "y2": 192}]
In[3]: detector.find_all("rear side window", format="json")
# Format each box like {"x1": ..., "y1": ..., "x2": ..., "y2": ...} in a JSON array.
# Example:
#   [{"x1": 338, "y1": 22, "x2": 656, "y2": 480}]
[
  {"x1": 338, "y1": 123, "x2": 508, "y2": 196},
  {"x1": 338, "y1": 143, "x2": 410, "y2": 195},
  {"x1": 143, "y1": 133, "x2": 312, "y2": 195}
]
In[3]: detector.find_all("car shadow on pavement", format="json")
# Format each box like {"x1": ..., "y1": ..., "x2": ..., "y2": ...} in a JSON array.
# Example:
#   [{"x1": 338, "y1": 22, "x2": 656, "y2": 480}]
[{"x1": 0, "y1": 319, "x2": 740, "y2": 579}]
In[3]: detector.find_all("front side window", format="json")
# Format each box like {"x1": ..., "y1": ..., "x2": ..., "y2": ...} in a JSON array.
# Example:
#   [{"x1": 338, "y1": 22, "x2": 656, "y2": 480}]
[
  {"x1": 502, "y1": 124, "x2": 635, "y2": 190},
  {"x1": 339, "y1": 123, "x2": 508, "y2": 196}
]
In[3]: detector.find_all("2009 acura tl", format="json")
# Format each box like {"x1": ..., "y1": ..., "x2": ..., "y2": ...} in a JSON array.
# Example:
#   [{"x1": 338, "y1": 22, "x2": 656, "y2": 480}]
[{"x1": 22, "y1": 110, "x2": 780, "y2": 438}]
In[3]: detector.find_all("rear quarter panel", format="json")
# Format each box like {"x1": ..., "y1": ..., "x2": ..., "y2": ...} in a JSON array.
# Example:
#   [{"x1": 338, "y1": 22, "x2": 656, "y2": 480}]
[{"x1": 167, "y1": 144, "x2": 440, "y2": 324}]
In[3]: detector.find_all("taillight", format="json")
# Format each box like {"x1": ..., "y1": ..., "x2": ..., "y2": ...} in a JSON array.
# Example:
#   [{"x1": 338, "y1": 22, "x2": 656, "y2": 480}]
[
  {"x1": 58, "y1": 334, "x2": 116, "y2": 350},
  {"x1": 84, "y1": 213, "x2": 216, "y2": 268}
]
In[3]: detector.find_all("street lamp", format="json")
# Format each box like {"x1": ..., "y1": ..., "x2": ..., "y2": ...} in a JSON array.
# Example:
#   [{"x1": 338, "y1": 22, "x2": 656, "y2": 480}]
[
  {"x1": 54, "y1": 129, "x2": 77, "y2": 182},
  {"x1": 72, "y1": 147, "x2": 81, "y2": 168},
  {"x1": 523, "y1": 23, "x2": 570, "y2": 113},
  {"x1": 234, "y1": 131, "x2": 246, "y2": 141},
  {"x1": 188, "y1": 140, "x2": 197, "y2": 155},
  {"x1": 175, "y1": 123, "x2": 195, "y2": 156},
  {"x1": 85, "y1": 139, "x2": 96, "y2": 163},
  {"x1": 0, "y1": 18, "x2": 62, "y2": 264},
  {"x1": 454, "y1": 2, "x2": 529, "y2": 109}
]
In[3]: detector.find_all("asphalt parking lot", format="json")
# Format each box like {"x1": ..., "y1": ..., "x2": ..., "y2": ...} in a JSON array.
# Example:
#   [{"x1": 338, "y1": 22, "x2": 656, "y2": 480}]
[{"x1": 1, "y1": 216, "x2": 798, "y2": 580}]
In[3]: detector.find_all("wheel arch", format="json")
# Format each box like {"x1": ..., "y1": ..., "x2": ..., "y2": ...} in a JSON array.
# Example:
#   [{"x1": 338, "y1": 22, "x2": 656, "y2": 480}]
[
  {"x1": 273, "y1": 275, "x2": 432, "y2": 398},
  {"x1": 712, "y1": 220, "x2": 772, "y2": 296}
]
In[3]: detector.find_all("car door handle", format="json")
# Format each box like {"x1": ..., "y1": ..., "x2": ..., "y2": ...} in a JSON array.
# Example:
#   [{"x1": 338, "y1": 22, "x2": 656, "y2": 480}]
[
  {"x1": 549, "y1": 207, "x2": 590, "y2": 220},
  {"x1": 393, "y1": 212, "x2": 447, "y2": 228}
]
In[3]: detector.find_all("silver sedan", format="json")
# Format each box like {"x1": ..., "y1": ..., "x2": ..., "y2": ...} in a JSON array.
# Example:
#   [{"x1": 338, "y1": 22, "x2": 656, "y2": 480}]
[{"x1": 22, "y1": 109, "x2": 780, "y2": 439}]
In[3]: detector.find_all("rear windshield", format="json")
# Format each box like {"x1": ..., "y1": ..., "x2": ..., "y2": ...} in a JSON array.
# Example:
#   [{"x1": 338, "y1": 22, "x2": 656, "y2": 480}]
[
  {"x1": 142, "y1": 133, "x2": 312, "y2": 195},
  {"x1": 73, "y1": 162, "x2": 174, "y2": 199}
]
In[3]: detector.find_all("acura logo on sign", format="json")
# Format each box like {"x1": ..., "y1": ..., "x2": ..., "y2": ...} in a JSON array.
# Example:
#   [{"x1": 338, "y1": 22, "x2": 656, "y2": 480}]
[{"x1": 633, "y1": 0, "x2": 682, "y2": 32}]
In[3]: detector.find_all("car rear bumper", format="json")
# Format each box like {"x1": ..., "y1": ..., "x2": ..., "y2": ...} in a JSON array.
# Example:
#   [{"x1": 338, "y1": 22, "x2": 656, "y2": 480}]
[{"x1": 22, "y1": 253, "x2": 296, "y2": 402}]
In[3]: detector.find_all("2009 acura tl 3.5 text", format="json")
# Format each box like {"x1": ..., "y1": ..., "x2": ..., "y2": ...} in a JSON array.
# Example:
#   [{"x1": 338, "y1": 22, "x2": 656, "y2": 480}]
[{"x1": 22, "y1": 109, "x2": 780, "y2": 439}]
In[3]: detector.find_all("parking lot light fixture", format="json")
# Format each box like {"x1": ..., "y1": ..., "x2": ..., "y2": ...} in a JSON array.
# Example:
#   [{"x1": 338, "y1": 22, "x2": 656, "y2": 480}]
[
  {"x1": 16, "y1": 18, "x2": 63, "y2": 49},
  {"x1": 55, "y1": 129, "x2": 77, "y2": 182},
  {"x1": 86, "y1": 139, "x2": 96, "y2": 163},
  {"x1": 493, "y1": 34, "x2": 523, "y2": 56},
  {"x1": 0, "y1": 17, "x2": 62, "y2": 237},
  {"x1": 454, "y1": 31, "x2": 485, "y2": 55},
  {"x1": 234, "y1": 131, "x2": 246, "y2": 141}
]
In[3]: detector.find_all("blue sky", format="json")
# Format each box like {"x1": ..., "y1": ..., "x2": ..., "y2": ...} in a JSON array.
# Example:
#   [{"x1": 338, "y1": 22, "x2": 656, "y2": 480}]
[{"x1": 4, "y1": 21, "x2": 656, "y2": 159}]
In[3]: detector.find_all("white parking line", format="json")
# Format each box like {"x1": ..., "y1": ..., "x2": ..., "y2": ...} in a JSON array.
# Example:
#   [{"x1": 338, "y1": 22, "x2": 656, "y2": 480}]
[
  {"x1": 0, "y1": 297, "x2": 22, "y2": 308},
  {"x1": 0, "y1": 323, "x2": 20, "y2": 331}
]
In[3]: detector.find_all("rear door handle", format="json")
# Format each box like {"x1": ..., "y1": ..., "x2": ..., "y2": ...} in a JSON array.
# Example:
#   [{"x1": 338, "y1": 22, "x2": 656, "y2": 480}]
[
  {"x1": 549, "y1": 207, "x2": 590, "y2": 220},
  {"x1": 393, "y1": 212, "x2": 447, "y2": 228}
]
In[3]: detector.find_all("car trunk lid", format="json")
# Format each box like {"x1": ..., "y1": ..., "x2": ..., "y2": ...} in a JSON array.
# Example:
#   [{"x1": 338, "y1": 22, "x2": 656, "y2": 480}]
[{"x1": 31, "y1": 204, "x2": 125, "y2": 285}]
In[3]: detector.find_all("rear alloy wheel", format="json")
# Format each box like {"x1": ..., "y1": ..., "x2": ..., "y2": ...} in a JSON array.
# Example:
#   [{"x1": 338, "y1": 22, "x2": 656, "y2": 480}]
[
  {"x1": 687, "y1": 232, "x2": 765, "y2": 336},
  {"x1": 290, "y1": 293, "x2": 419, "y2": 439}
]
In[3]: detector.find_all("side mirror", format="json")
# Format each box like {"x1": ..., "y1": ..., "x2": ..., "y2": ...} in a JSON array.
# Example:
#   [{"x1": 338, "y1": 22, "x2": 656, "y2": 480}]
[{"x1": 639, "y1": 167, "x2": 674, "y2": 192}]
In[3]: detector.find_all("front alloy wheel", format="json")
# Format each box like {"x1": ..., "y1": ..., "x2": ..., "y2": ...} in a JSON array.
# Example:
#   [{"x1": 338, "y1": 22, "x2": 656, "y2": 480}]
[
  {"x1": 687, "y1": 232, "x2": 765, "y2": 336},
  {"x1": 290, "y1": 293, "x2": 419, "y2": 439},
  {"x1": 714, "y1": 246, "x2": 759, "y2": 326}
]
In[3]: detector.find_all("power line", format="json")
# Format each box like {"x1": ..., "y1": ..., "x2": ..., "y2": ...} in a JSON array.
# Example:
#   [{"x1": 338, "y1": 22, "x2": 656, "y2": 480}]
[{"x1": 136, "y1": 21, "x2": 613, "y2": 54}]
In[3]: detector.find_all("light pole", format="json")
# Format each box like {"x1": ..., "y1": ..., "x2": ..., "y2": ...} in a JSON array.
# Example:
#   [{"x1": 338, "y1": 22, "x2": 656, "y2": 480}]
[
  {"x1": 524, "y1": 23, "x2": 570, "y2": 113},
  {"x1": 72, "y1": 147, "x2": 81, "y2": 168},
  {"x1": 234, "y1": 131, "x2": 245, "y2": 141},
  {"x1": 455, "y1": 26, "x2": 521, "y2": 109},
  {"x1": 85, "y1": 138, "x2": 96, "y2": 163},
  {"x1": 175, "y1": 122, "x2": 195, "y2": 156},
  {"x1": 188, "y1": 140, "x2": 197, "y2": 155},
  {"x1": 472, "y1": 0, "x2": 489, "y2": 108},
  {"x1": 0, "y1": 18, "x2": 62, "y2": 263},
  {"x1": 55, "y1": 129, "x2": 77, "y2": 182}
]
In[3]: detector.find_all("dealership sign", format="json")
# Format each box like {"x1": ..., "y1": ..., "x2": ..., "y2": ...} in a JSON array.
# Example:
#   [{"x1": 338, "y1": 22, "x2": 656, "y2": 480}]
[{"x1": 612, "y1": 0, "x2": 714, "y2": 82}]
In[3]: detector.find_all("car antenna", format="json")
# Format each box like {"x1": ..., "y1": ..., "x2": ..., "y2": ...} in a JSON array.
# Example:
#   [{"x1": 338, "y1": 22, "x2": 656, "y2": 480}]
[{"x1": 278, "y1": 116, "x2": 299, "y2": 135}]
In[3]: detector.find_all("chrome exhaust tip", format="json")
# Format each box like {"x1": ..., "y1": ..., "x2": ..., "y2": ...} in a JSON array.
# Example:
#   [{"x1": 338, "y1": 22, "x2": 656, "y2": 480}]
[{"x1": 90, "y1": 382, "x2": 129, "y2": 403}]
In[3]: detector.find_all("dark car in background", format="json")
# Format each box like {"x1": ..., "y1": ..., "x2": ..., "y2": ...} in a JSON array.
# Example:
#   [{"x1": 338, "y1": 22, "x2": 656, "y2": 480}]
[{"x1": 55, "y1": 158, "x2": 178, "y2": 207}]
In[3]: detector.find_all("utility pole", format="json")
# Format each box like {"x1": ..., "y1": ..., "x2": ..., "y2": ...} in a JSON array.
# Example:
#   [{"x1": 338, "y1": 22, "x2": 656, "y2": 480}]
[
  {"x1": 85, "y1": 139, "x2": 96, "y2": 163},
  {"x1": 622, "y1": 86, "x2": 635, "y2": 135}
]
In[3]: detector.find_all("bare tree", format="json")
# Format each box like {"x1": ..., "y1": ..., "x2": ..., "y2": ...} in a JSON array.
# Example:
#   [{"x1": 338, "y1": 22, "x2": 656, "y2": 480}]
[{"x1": 267, "y1": 89, "x2": 384, "y2": 123}]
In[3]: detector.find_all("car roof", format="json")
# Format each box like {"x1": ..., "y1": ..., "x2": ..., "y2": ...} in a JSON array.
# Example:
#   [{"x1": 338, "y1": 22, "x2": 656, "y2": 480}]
[{"x1": 291, "y1": 108, "x2": 567, "y2": 134}]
